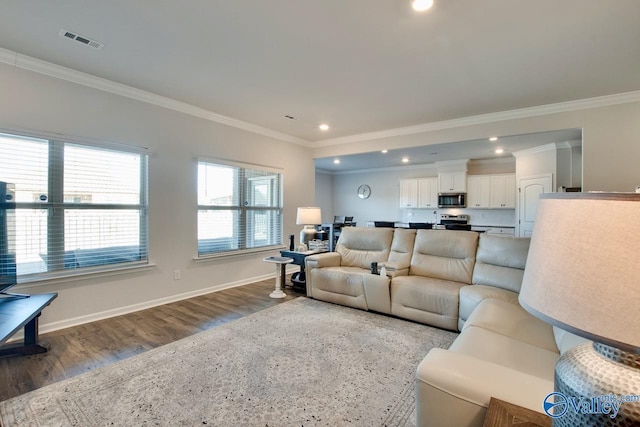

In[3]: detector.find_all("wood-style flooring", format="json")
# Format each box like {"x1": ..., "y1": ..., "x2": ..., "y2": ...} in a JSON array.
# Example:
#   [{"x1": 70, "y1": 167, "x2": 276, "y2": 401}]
[{"x1": 0, "y1": 278, "x2": 305, "y2": 402}]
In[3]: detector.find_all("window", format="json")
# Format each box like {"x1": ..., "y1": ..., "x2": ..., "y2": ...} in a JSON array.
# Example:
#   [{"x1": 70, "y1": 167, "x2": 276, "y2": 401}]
[
  {"x1": 0, "y1": 132, "x2": 148, "y2": 279},
  {"x1": 197, "y1": 160, "x2": 282, "y2": 256}
]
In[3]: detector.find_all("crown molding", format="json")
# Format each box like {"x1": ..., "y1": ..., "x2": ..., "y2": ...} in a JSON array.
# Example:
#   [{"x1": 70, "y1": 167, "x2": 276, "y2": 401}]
[
  {"x1": 0, "y1": 47, "x2": 311, "y2": 147},
  {"x1": 313, "y1": 90, "x2": 640, "y2": 147},
  {"x1": 318, "y1": 162, "x2": 438, "y2": 176},
  {"x1": 513, "y1": 143, "x2": 565, "y2": 157}
]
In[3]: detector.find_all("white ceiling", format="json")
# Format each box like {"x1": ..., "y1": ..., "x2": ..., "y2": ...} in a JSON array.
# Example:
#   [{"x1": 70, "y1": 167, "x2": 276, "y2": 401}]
[
  {"x1": 0, "y1": 1, "x2": 638, "y2": 143},
  {"x1": 315, "y1": 128, "x2": 582, "y2": 172}
]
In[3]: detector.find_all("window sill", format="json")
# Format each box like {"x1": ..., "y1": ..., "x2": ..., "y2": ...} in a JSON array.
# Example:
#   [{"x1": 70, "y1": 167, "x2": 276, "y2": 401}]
[
  {"x1": 194, "y1": 245, "x2": 286, "y2": 262},
  {"x1": 14, "y1": 263, "x2": 156, "y2": 290}
]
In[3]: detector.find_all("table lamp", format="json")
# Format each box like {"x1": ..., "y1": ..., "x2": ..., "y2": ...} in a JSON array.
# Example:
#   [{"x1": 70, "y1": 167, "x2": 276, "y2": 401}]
[
  {"x1": 296, "y1": 207, "x2": 322, "y2": 247},
  {"x1": 519, "y1": 192, "x2": 640, "y2": 425}
]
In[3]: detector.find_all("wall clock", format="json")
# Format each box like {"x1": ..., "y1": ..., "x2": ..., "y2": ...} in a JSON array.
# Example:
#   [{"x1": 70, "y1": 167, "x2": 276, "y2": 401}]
[{"x1": 357, "y1": 184, "x2": 371, "y2": 199}]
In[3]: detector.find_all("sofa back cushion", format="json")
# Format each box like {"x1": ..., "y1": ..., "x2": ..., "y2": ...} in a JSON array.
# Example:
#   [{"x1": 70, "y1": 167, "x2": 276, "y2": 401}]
[
  {"x1": 410, "y1": 230, "x2": 478, "y2": 284},
  {"x1": 472, "y1": 234, "x2": 530, "y2": 293},
  {"x1": 387, "y1": 228, "x2": 416, "y2": 267},
  {"x1": 336, "y1": 227, "x2": 394, "y2": 269}
]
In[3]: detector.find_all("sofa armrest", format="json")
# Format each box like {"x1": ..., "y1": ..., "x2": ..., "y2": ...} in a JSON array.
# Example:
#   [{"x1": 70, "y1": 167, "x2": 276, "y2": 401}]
[
  {"x1": 305, "y1": 252, "x2": 342, "y2": 295},
  {"x1": 381, "y1": 261, "x2": 409, "y2": 278},
  {"x1": 416, "y1": 349, "x2": 553, "y2": 427},
  {"x1": 306, "y1": 252, "x2": 342, "y2": 268}
]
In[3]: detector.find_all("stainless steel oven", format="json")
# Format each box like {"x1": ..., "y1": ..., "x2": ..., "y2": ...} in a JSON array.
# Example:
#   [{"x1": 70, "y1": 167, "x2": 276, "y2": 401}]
[{"x1": 438, "y1": 193, "x2": 466, "y2": 208}]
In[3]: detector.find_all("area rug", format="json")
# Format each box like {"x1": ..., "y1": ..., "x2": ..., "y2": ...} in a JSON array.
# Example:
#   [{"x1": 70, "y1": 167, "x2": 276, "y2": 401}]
[{"x1": 0, "y1": 297, "x2": 457, "y2": 426}]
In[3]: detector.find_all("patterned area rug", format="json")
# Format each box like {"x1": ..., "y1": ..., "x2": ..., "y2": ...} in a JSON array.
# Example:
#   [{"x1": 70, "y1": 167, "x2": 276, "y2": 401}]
[{"x1": 0, "y1": 297, "x2": 457, "y2": 426}]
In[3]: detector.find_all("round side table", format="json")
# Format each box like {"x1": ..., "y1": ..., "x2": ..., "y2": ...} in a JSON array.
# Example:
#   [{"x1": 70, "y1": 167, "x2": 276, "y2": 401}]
[{"x1": 263, "y1": 256, "x2": 294, "y2": 298}]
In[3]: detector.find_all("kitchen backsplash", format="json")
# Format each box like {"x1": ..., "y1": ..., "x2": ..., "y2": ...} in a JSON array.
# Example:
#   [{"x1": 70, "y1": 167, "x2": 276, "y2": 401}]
[{"x1": 401, "y1": 208, "x2": 516, "y2": 227}]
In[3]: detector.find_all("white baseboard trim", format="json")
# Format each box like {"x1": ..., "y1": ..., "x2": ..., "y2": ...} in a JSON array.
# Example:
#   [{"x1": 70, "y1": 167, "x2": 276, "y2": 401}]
[{"x1": 6, "y1": 266, "x2": 300, "y2": 343}]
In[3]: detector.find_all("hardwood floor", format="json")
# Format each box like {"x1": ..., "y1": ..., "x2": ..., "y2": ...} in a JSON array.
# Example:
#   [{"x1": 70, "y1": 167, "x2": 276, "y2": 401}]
[{"x1": 0, "y1": 279, "x2": 305, "y2": 402}]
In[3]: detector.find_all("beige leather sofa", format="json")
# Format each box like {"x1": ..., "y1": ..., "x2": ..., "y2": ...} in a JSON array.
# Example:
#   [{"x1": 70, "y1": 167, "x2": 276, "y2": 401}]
[
  {"x1": 307, "y1": 227, "x2": 526, "y2": 332},
  {"x1": 305, "y1": 227, "x2": 589, "y2": 426}
]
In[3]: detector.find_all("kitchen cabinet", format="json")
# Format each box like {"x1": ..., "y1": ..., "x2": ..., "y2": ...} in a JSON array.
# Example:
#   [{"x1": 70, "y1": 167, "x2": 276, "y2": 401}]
[
  {"x1": 467, "y1": 176, "x2": 491, "y2": 208},
  {"x1": 399, "y1": 179, "x2": 418, "y2": 208},
  {"x1": 438, "y1": 172, "x2": 467, "y2": 193},
  {"x1": 467, "y1": 174, "x2": 516, "y2": 209},
  {"x1": 418, "y1": 177, "x2": 438, "y2": 208},
  {"x1": 486, "y1": 227, "x2": 515, "y2": 236},
  {"x1": 490, "y1": 174, "x2": 516, "y2": 208}
]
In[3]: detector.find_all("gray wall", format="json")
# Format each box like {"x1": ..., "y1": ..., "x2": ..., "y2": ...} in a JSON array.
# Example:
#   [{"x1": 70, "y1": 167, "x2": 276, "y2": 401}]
[{"x1": 0, "y1": 62, "x2": 315, "y2": 331}]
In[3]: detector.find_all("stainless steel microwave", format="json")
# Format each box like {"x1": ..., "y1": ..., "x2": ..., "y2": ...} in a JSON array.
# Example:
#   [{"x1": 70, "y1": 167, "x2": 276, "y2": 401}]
[{"x1": 438, "y1": 193, "x2": 466, "y2": 208}]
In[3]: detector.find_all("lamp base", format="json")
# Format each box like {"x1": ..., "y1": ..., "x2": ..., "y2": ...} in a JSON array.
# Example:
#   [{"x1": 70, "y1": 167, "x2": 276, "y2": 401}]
[
  {"x1": 551, "y1": 342, "x2": 640, "y2": 426},
  {"x1": 299, "y1": 225, "x2": 316, "y2": 248}
]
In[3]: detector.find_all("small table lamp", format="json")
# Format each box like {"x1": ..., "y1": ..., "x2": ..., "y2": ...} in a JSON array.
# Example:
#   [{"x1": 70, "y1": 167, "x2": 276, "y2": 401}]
[
  {"x1": 296, "y1": 207, "x2": 322, "y2": 247},
  {"x1": 519, "y1": 192, "x2": 640, "y2": 425}
]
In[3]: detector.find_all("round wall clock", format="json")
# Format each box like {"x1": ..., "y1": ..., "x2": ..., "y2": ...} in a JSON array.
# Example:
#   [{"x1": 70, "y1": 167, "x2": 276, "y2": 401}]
[{"x1": 357, "y1": 184, "x2": 371, "y2": 199}]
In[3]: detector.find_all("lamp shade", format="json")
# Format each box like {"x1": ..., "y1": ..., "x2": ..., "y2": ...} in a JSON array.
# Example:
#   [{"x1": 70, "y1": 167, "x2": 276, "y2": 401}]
[
  {"x1": 296, "y1": 207, "x2": 322, "y2": 225},
  {"x1": 519, "y1": 192, "x2": 640, "y2": 352}
]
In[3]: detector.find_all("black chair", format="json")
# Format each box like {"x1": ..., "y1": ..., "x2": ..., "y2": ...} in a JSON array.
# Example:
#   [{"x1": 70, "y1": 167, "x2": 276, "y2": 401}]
[
  {"x1": 344, "y1": 216, "x2": 354, "y2": 225},
  {"x1": 334, "y1": 215, "x2": 346, "y2": 224},
  {"x1": 409, "y1": 222, "x2": 433, "y2": 229},
  {"x1": 374, "y1": 221, "x2": 395, "y2": 228}
]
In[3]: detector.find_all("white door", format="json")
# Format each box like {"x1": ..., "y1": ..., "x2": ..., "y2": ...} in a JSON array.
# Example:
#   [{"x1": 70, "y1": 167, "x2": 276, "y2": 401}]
[{"x1": 518, "y1": 174, "x2": 552, "y2": 237}]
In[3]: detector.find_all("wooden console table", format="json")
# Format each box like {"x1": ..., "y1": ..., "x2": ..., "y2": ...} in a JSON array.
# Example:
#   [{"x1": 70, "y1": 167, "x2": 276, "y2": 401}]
[
  {"x1": 483, "y1": 398, "x2": 551, "y2": 427},
  {"x1": 0, "y1": 293, "x2": 58, "y2": 357}
]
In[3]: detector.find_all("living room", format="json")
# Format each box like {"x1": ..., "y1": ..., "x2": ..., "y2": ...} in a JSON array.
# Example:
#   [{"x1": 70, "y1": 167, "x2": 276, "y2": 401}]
[{"x1": 1, "y1": 1, "x2": 639, "y2": 425}]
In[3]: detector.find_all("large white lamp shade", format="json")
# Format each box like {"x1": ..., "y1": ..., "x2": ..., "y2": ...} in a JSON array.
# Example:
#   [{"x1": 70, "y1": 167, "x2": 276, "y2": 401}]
[{"x1": 519, "y1": 192, "x2": 640, "y2": 425}]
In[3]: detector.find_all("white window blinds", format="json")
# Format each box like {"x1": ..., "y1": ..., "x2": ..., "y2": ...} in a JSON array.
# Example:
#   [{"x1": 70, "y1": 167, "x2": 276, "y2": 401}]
[
  {"x1": 0, "y1": 132, "x2": 148, "y2": 280},
  {"x1": 197, "y1": 160, "x2": 283, "y2": 256}
]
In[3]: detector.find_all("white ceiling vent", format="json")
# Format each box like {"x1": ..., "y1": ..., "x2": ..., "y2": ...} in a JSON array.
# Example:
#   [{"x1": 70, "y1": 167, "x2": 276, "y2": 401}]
[{"x1": 59, "y1": 29, "x2": 104, "y2": 50}]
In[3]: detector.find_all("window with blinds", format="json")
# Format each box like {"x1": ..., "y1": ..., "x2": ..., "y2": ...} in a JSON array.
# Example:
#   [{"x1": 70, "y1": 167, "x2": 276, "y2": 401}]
[
  {"x1": 197, "y1": 160, "x2": 283, "y2": 256},
  {"x1": 0, "y1": 132, "x2": 148, "y2": 280}
]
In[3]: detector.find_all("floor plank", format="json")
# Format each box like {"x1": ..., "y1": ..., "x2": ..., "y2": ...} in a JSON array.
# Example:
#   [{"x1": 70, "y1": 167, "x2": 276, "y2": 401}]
[{"x1": 0, "y1": 279, "x2": 304, "y2": 401}]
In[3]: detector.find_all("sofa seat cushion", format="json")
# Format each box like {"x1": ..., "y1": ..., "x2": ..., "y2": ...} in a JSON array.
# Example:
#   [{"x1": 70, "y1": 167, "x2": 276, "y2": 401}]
[
  {"x1": 390, "y1": 275, "x2": 465, "y2": 330},
  {"x1": 463, "y1": 299, "x2": 558, "y2": 353},
  {"x1": 450, "y1": 326, "x2": 559, "y2": 381},
  {"x1": 458, "y1": 285, "x2": 519, "y2": 329},
  {"x1": 310, "y1": 266, "x2": 369, "y2": 310}
]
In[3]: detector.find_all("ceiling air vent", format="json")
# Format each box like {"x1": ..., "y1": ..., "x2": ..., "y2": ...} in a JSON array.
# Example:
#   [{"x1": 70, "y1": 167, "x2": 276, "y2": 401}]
[{"x1": 59, "y1": 29, "x2": 104, "y2": 50}]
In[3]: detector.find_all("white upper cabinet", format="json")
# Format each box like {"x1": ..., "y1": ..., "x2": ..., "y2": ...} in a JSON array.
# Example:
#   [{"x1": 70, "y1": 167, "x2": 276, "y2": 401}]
[
  {"x1": 438, "y1": 172, "x2": 467, "y2": 193},
  {"x1": 467, "y1": 174, "x2": 516, "y2": 209},
  {"x1": 399, "y1": 179, "x2": 419, "y2": 208},
  {"x1": 418, "y1": 177, "x2": 438, "y2": 208},
  {"x1": 490, "y1": 174, "x2": 516, "y2": 208},
  {"x1": 467, "y1": 176, "x2": 491, "y2": 208}
]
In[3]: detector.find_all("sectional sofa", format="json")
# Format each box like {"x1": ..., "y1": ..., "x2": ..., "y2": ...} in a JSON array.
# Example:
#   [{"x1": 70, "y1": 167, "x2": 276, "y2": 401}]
[{"x1": 305, "y1": 227, "x2": 588, "y2": 426}]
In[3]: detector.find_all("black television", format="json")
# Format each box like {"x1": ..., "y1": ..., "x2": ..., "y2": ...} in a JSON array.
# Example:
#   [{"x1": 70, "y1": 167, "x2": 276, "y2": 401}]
[{"x1": 0, "y1": 181, "x2": 18, "y2": 295}]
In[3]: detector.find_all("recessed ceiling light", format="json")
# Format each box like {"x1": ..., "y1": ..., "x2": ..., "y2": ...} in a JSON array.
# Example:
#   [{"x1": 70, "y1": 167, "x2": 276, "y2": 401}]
[
  {"x1": 319, "y1": 124, "x2": 330, "y2": 131},
  {"x1": 402, "y1": 157, "x2": 409, "y2": 163},
  {"x1": 495, "y1": 149, "x2": 504, "y2": 154},
  {"x1": 381, "y1": 149, "x2": 388, "y2": 154},
  {"x1": 333, "y1": 159, "x2": 340, "y2": 164},
  {"x1": 412, "y1": 0, "x2": 434, "y2": 12},
  {"x1": 489, "y1": 137, "x2": 498, "y2": 141}
]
